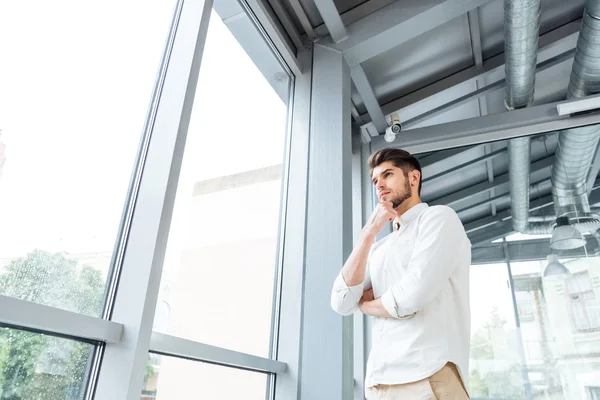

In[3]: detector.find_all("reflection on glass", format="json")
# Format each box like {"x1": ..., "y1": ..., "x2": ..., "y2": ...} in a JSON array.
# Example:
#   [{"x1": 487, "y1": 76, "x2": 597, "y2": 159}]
[
  {"x1": 416, "y1": 130, "x2": 600, "y2": 399},
  {"x1": 511, "y1": 256, "x2": 600, "y2": 399},
  {"x1": 0, "y1": 0, "x2": 175, "y2": 315},
  {"x1": 0, "y1": 327, "x2": 94, "y2": 399},
  {"x1": 469, "y1": 263, "x2": 527, "y2": 399},
  {"x1": 152, "y1": 10, "x2": 289, "y2": 357},
  {"x1": 140, "y1": 354, "x2": 268, "y2": 399}
]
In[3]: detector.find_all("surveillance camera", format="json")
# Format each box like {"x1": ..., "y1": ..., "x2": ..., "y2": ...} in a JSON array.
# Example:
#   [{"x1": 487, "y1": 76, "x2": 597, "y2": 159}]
[
  {"x1": 384, "y1": 126, "x2": 396, "y2": 143},
  {"x1": 389, "y1": 112, "x2": 402, "y2": 133},
  {"x1": 384, "y1": 112, "x2": 402, "y2": 143}
]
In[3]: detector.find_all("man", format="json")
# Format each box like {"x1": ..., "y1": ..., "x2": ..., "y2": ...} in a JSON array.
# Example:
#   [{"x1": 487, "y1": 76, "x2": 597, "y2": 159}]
[{"x1": 331, "y1": 148, "x2": 471, "y2": 400}]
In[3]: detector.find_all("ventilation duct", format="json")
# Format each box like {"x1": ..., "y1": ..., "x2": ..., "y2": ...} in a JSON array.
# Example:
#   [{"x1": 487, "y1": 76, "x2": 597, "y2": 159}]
[
  {"x1": 504, "y1": 0, "x2": 546, "y2": 233},
  {"x1": 507, "y1": 0, "x2": 600, "y2": 236},
  {"x1": 551, "y1": 0, "x2": 600, "y2": 232}
]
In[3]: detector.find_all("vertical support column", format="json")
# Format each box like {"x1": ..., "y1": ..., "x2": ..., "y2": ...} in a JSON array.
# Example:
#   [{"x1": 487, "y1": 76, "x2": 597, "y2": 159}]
[
  {"x1": 273, "y1": 48, "x2": 313, "y2": 400},
  {"x1": 360, "y1": 142, "x2": 374, "y2": 385},
  {"x1": 352, "y1": 134, "x2": 365, "y2": 400},
  {"x1": 94, "y1": 0, "x2": 213, "y2": 399},
  {"x1": 300, "y1": 43, "x2": 353, "y2": 400},
  {"x1": 504, "y1": 239, "x2": 533, "y2": 400}
]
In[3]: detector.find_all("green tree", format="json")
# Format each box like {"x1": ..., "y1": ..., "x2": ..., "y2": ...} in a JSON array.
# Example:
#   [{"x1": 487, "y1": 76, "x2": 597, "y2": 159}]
[
  {"x1": 0, "y1": 250, "x2": 104, "y2": 399},
  {"x1": 469, "y1": 307, "x2": 526, "y2": 400},
  {"x1": 469, "y1": 369, "x2": 489, "y2": 398}
]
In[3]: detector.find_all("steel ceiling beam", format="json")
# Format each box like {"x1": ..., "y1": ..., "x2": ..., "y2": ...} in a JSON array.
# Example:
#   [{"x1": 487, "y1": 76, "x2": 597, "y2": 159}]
[
  {"x1": 313, "y1": 0, "x2": 397, "y2": 37},
  {"x1": 587, "y1": 145, "x2": 600, "y2": 196},
  {"x1": 370, "y1": 99, "x2": 600, "y2": 154},
  {"x1": 456, "y1": 177, "x2": 551, "y2": 215},
  {"x1": 320, "y1": 0, "x2": 494, "y2": 67},
  {"x1": 468, "y1": 9, "x2": 484, "y2": 68},
  {"x1": 287, "y1": 0, "x2": 316, "y2": 40},
  {"x1": 350, "y1": 65, "x2": 388, "y2": 132},
  {"x1": 419, "y1": 146, "x2": 477, "y2": 167},
  {"x1": 360, "y1": 19, "x2": 581, "y2": 124},
  {"x1": 267, "y1": 0, "x2": 305, "y2": 49},
  {"x1": 429, "y1": 156, "x2": 555, "y2": 207},
  {"x1": 472, "y1": 239, "x2": 600, "y2": 264},
  {"x1": 313, "y1": 0, "x2": 348, "y2": 43},
  {"x1": 402, "y1": 49, "x2": 575, "y2": 130},
  {"x1": 466, "y1": 180, "x2": 600, "y2": 246},
  {"x1": 467, "y1": 8, "x2": 497, "y2": 218},
  {"x1": 312, "y1": 0, "x2": 388, "y2": 132},
  {"x1": 423, "y1": 148, "x2": 506, "y2": 183}
]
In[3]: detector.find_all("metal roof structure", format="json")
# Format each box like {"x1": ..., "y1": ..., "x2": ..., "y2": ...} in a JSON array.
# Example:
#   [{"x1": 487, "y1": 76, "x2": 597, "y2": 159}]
[{"x1": 222, "y1": 0, "x2": 600, "y2": 253}]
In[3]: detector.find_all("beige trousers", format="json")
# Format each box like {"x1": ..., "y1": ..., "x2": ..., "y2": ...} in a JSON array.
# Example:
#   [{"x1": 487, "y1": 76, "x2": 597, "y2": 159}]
[{"x1": 365, "y1": 363, "x2": 469, "y2": 400}]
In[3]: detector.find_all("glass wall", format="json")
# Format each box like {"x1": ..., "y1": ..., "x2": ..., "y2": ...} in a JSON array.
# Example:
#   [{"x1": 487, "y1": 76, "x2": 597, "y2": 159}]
[
  {"x1": 0, "y1": 0, "x2": 176, "y2": 315},
  {"x1": 0, "y1": 0, "x2": 293, "y2": 398},
  {"x1": 0, "y1": 327, "x2": 95, "y2": 399},
  {"x1": 149, "y1": 8, "x2": 290, "y2": 358},
  {"x1": 415, "y1": 129, "x2": 600, "y2": 400},
  {"x1": 139, "y1": 5, "x2": 291, "y2": 399},
  {"x1": 141, "y1": 354, "x2": 268, "y2": 399},
  {"x1": 0, "y1": 0, "x2": 176, "y2": 395}
]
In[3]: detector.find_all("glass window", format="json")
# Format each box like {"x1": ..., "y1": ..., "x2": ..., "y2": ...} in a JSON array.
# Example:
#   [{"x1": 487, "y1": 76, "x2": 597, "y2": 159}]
[
  {"x1": 469, "y1": 263, "x2": 527, "y2": 399},
  {"x1": 416, "y1": 131, "x2": 600, "y2": 399},
  {"x1": 566, "y1": 272, "x2": 600, "y2": 332},
  {"x1": 140, "y1": 354, "x2": 268, "y2": 400},
  {"x1": 0, "y1": 327, "x2": 95, "y2": 399},
  {"x1": 153, "y1": 10, "x2": 290, "y2": 357},
  {"x1": 510, "y1": 257, "x2": 600, "y2": 399},
  {"x1": 0, "y1": 1, "x2": 176, "y2": 315}
]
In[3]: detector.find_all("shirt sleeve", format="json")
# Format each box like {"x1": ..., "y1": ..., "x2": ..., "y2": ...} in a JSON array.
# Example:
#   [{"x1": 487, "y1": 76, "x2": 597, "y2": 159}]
[
  {"x1": 330, "y1": 261, "x2": 372, "y2": 316},
  {"x1": 380, "y1": 206, "x2": 469, "y2": 319}
]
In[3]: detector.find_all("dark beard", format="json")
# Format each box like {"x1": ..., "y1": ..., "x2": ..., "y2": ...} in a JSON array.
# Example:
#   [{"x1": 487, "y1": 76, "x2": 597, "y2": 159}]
[{"x1": 390, "y1": 180, "x2": 412, "y2": 208}]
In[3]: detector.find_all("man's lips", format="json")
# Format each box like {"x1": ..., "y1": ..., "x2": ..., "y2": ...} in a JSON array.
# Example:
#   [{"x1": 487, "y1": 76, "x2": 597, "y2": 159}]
[{"x1": 379, "y1": 191, "x2": 390, "y2": 198}]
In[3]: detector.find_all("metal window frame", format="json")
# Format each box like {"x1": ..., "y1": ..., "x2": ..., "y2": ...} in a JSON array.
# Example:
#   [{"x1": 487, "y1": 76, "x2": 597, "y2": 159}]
[
  {"x1": 150, "y1": 333, "x2": 286, "y2": 374},
  {"x1": 272, "y1": 47, "x2": 313, "y2": 400},
  {"x1": 91, "y1": 0, "x2": 215, "y2": 396},
  {"x1": 0, "y1": 0, "x2": 306, "y2": 399},
  {"x1": 0, "y1": 295, "x2": 123, "y2": 344}
]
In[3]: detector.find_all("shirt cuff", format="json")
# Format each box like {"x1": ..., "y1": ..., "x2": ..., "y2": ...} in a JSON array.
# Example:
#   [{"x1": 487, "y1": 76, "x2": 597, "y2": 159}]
[
  {"x1": 381, "y1": 290, "x2": 399, "y2": 318},
  {"x1": 333, "y1": 272, "x2": 364, "y2": 303}
]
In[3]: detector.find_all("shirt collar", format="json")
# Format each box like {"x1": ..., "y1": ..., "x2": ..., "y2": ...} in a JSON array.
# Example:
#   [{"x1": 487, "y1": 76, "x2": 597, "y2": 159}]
[{"x1": 393, "y1": 203, "x2": 428, "y2": 231}]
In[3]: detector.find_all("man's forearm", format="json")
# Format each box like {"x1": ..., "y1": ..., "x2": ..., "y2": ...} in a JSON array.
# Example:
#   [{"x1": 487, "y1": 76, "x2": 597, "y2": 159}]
[
  {"x1": 359, "y1": 297, "x2": 393, "y2": 318},
  {"x1": 341, "y1": 229, "x2": 377, "y2": 286}
]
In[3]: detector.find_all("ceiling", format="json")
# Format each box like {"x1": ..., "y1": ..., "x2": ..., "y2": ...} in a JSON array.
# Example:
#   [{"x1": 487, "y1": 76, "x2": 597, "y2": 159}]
[{"x1": 253, "y1": 0, "x2": 600, "y2": 251}]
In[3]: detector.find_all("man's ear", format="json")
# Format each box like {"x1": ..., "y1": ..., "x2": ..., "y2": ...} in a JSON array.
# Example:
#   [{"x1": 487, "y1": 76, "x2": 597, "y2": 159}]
[{"x1": 411, "y1": 170, "x2": 421, "y2": 187}]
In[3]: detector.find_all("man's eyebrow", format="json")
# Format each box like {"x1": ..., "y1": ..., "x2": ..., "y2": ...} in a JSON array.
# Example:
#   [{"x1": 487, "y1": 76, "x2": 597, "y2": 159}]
[{"x1": 372, "y1": 168, "x2": 393, "y2": 183}]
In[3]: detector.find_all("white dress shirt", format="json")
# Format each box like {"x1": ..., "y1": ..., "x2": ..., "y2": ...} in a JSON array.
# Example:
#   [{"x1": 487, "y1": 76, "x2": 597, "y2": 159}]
[{"x1": 330, "y1": 203, "x2": 471, "y2": 391}]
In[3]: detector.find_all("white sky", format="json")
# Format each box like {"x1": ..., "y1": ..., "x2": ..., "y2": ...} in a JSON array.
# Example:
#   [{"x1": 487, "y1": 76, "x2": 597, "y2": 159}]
[
  {"x1": 0, "y1": 1, "x2": 287, "y2": 260},
  {"x1": 470, "y1": 263, "x2": 518, "y2": 333}
]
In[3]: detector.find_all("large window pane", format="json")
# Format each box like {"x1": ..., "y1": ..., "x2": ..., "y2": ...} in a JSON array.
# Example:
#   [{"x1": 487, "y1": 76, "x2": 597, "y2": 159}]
[
  {"x1": 511, "y1": 255, "x2": 600, "y2": 399},
  {"x1": 0, "y1": 1, "x2": 176, "y2": 315},
  {"x1": 0, "y1": 327, "x2": 95, "y2": 399},
  {"x1": 153, "y1": 10, "x2": 290, "y2": 357},
  {"x1": 415, "y1": 130, "x2": 600, "y2": 399},
  {"x1": 141, "y1": 354, "x2": 268, "y2": 400},
  {"x1": 469, "y1": 263, "x2": 527, "y2": 399}
]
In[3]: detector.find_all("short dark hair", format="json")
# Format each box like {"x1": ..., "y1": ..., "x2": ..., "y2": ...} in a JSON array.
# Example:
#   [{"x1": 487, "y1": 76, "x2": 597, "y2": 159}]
[{"x1": 368, "y1": 148, "x2": 422, "y2": 195}]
